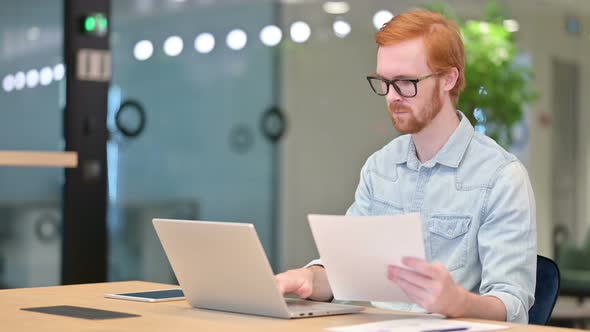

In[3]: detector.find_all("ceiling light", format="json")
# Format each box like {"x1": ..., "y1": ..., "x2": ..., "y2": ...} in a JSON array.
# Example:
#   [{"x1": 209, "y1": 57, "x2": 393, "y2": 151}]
[
  {"x1": 333, "y1": 20, "x2": 351, "y2": 38},
  {"x1": 322, "y1": 1, "x2": 350, "y2": 15},
  {"x1": 373, "y1": 10, "x2": 394, "y2": 30},
  {"x1": 290, "y1": 21, "x2": 311, "y2": 43},
  {"x1": 260, "y1": 25, "x2": 282, "y2": 47}
]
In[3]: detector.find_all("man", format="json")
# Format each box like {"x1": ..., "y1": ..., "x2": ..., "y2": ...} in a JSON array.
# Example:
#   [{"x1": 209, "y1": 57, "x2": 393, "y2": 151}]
[{"x1": 275, "y1": 9, "x2": 536, "y2": 324}]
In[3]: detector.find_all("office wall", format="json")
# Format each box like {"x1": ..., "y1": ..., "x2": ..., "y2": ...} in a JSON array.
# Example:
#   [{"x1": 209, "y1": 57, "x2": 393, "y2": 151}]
[
  {"x1": 279, "y1": 1, "x2": 394, "y2": 270},
  {"x1": 510, "y1": 1, "x2": 590, "y2": 248},
  {"x1": 278, "y1": 0, "x2": 590, "y2": 270}
]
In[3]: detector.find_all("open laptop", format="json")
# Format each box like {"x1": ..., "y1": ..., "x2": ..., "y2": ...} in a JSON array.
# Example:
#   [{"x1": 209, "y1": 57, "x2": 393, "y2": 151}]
[{"x1": 152, "y1": 218, "x2": 364, "y2": 319}]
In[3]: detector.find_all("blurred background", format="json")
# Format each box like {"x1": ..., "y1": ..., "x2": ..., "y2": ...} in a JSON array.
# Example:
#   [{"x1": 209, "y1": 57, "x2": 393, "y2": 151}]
[{"x1": 0, "y1": 0, "x2": 589, "y2": 327}]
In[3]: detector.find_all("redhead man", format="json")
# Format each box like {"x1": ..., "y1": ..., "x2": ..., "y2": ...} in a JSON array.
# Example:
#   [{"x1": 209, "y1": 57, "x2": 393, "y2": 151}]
[{"x1": 275, "y1": 9, "x2": 536, "y2": 324}]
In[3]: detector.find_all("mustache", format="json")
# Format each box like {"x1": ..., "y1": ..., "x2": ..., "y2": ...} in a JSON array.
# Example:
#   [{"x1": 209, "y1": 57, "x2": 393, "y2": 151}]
[{"x1": 389, "y1": 103, "x2": 412, "y2": 113}]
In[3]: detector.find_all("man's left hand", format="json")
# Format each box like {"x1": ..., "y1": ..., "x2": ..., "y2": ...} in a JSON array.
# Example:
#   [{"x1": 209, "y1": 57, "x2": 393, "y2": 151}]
[{"x1": 387, "y1": 257, "x2": 467, "y2": 317}]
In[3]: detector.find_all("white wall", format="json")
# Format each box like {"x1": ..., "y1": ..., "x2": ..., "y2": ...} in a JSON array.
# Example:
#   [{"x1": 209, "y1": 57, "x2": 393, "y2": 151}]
[
  {"x1": 279, "y1": 2, "x2": 394, "y2": 269},
  {"x1": 277, "y1": 0, "x2": 590, "y2": 271},
  {"x1": 508, "y1": 1, "x2": 590, "y2": 250}
]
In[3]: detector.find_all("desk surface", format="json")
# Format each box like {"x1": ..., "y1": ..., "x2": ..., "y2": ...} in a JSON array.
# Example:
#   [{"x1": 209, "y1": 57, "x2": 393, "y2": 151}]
[{"x1": 0, "y1": 281, "x2": 582, "y2": 332}]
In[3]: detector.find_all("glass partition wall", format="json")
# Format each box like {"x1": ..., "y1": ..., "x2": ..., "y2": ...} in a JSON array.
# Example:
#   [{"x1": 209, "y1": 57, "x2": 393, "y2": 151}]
[
  {"x1": 0, "y1": 0, "x2": 64, "y2": 288},
  {"x1": 107, "y1": 1, "x2": 279, "y2": 282}
]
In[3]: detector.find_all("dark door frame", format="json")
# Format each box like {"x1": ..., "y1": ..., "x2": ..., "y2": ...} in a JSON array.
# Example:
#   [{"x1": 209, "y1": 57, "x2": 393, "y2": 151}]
[{"x1": 62, "y1": 0, "x2": 111, "y2": 284}]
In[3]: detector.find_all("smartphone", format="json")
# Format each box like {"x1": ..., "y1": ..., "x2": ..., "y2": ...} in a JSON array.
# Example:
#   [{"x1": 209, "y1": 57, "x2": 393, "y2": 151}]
[{"x1": 104, "y1": 289, "x2": 185, "y2": 302}]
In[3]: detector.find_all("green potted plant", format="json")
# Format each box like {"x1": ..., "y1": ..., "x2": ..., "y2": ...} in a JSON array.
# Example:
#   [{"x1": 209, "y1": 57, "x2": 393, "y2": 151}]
[{"x1": 425, "y1": 2, "x2": 538, "y2": 147}]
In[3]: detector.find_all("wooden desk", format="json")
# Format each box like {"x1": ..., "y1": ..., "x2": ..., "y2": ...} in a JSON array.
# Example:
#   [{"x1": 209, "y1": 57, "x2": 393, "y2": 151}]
[{"x1": 0, "y1": 281, "x2": 583, "y2": 331}]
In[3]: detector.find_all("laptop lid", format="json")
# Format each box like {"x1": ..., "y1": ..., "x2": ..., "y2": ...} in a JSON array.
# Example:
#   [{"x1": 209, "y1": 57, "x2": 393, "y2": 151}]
[{"x1": 152, "y1": 219, "x2": 292, "y2": 318}]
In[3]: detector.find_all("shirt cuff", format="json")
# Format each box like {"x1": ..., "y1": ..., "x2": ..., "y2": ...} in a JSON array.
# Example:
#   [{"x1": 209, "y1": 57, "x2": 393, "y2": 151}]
[
  {"x1": 304, "y1": 258, "x2": 323, "y2": 268},
  {"x1": 482, "y1": 291, "x2": 528, "y2": 324}
]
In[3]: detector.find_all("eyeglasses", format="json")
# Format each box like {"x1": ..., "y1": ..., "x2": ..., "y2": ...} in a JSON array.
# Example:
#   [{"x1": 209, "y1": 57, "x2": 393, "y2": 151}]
[{"x1": 366, "y1": 73, "x2": 436, "y2": 98}]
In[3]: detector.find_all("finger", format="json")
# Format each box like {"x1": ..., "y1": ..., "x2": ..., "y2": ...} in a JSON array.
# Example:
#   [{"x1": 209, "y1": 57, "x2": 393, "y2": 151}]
[
  {"x1": 388, "y1": 268, "x2": 431, "y2": 309},
  {"x1": 274, "y1": 275, "x2": 288, "y2": 294},
  {"x1": 401, "y1": 257, "x2": 438, "y2": 277},
  {"x1": 295, "y1": 285, "x2": 312, "y2": 299},
  {"x1": 389, "y1": 265, "x2": 433, "y2": 289},
  {"x1": 395, "y1": 273, "x2": 430, "y2": 299},
  {"x1": 275, "y1": 273, "x2": 303, "y2": 295},
  {"x1": 395, "y1": 276, "x2": 427, "y2": 306}
]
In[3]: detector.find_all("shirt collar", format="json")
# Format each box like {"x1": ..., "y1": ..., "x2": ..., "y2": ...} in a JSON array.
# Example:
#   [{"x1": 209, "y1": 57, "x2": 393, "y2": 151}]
[{"x1": 392, "y1": 111, "x2": 474, "y2": 169}]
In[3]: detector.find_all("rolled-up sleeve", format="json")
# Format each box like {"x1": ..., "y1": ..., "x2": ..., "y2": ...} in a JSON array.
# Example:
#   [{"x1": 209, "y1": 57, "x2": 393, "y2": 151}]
[
  {"x1": 345, "y1": 154, "x2": 375, "y2": 217},
  {"x1": 478, "y1": 161, "x2": 537, "y2": 323}
]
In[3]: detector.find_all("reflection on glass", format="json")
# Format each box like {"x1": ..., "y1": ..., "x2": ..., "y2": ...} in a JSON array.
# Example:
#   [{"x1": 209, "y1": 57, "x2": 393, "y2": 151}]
[
  {"x1": 14, "y1": 72, "x2": 25, "y2": 90},
  {"x1": 194, "y1": 33, "x2": 215, "y2": 54},
  {"x1": 226, "y1": 29, "x2": 248, "y2": 50},
  {"x1": 134, "y1": 40, "x2": 154, "y2": 61},
  {"x1": 53, "y1": 64, "x2": 65, "y2": 81},
  {"x1": 39, "y1": 67, "x2": 53, "y2": 86},
  {"x1": 26, "y1": 69, "x2": 39, "y2": 88},
  {"x1": 2, "y1": 74, "x2": 14, "y2": 92},
  {"x1": 163, "y1": 36, "x2": 184, "y2": 57}
]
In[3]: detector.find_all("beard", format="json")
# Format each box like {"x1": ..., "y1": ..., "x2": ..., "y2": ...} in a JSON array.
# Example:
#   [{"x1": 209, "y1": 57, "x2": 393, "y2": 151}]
[{"x1": 388, "y1": 81, "x2": 443, "y2": 134}]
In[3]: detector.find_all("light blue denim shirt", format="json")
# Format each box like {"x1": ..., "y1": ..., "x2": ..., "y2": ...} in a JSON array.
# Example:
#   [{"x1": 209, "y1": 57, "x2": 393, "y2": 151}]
[{"x1": 308, "y1": 111, "x2": 536, "y2": 323}]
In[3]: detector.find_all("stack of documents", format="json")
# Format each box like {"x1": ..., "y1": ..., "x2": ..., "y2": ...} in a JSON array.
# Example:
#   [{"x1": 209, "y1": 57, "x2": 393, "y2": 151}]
[{"x1": 326, "y1": 318, "x2": 508, "y2": 332}]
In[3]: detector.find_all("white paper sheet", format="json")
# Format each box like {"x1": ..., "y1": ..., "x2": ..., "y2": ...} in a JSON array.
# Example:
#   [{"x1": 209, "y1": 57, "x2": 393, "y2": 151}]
[
  {"x1": 326, "y1": 318, "x2": 509, "y2": 332},
  {"x1": 308, "y1": 213, "x2": 425, "y2": 302}
]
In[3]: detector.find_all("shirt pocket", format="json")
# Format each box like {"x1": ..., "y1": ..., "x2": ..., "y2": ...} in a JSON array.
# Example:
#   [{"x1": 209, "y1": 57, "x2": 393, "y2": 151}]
[{"x1": 427, "y1": 214, "x2": 472, "y2": 272}]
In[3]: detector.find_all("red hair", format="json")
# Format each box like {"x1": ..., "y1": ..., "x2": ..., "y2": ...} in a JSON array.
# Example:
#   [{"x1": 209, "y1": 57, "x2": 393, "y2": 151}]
[{"x1": 375, "y1": 10, "x2": 465, "y2": 106}]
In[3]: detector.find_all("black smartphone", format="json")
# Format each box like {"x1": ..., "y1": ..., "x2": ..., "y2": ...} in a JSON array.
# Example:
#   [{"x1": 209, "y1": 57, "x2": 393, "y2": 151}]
[{"x1": 104, "y1": 289, "x2": 185, "y2": 302}]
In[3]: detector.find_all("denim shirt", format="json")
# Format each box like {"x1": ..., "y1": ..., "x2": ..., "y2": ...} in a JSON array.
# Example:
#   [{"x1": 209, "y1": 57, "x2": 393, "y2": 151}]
[{"x1": 308, "y1": 111, "x2": 536, "y2": 323}]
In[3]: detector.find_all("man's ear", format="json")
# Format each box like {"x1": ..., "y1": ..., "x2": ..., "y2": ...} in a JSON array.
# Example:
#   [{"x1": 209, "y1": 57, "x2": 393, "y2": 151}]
[{"x1": 442, "y1": 67, "x2": 459, "y2": 92}]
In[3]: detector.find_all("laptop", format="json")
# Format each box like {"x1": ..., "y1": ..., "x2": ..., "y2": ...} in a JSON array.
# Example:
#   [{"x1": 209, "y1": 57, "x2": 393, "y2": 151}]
[{"x1": 152, "y1": 218, "x2": 364, "y2": 319}]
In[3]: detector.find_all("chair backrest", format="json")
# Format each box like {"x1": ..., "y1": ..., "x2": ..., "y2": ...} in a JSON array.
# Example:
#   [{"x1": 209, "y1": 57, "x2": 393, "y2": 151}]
[{"x1": 529, "y1": 255, "x2": 560, "y2": 325}]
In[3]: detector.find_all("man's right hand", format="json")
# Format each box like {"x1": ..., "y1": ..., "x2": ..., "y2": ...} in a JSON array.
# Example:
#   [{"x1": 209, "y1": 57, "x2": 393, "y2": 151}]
[{"x1": 274, "y1": 265, "x2": 333, "y2": 301}]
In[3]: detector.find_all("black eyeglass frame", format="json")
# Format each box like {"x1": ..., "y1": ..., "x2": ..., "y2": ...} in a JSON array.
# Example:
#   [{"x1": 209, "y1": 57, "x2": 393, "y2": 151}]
[{"x1": 366, "y1": 73, "x2": 437, "y2": 98}]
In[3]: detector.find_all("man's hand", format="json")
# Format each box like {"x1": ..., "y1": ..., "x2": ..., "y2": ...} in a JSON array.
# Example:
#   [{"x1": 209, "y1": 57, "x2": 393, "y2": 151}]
[
  {"x1": 275, "y1": 266, "x2": 333, "y2": 301},
  {"x1": 275, "y1": 268, "x2": 315, "y2": 299},
  {"x1": 387, "y1": 257, "x2": 467, "y2": 317}
]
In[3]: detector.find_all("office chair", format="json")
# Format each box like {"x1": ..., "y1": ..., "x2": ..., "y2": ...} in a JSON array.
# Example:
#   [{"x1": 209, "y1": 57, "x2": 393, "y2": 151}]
[{"x1": 529, "y1": 255, "x2": 560, "y2": 325}]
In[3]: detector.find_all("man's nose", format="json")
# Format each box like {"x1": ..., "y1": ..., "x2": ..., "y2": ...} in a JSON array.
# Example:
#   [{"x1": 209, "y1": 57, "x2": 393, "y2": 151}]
[{"x1": 385, "y1": 84, "x2": 403, "y2": 103}]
